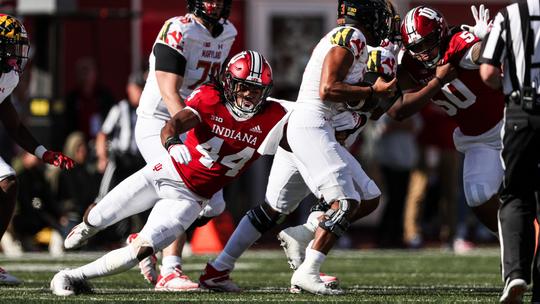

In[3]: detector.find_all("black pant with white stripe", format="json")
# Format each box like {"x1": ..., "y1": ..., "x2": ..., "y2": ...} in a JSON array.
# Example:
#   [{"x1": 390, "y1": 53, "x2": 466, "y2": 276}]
[{"x1": 498, "y1": 105, "x2": 540, "y2": 292}]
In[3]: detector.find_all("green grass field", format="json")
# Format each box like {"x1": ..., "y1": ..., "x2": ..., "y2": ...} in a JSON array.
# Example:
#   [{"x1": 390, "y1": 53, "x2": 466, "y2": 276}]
[{"x1": 0, "y1": 248, "x2": 511, "y2": 303}]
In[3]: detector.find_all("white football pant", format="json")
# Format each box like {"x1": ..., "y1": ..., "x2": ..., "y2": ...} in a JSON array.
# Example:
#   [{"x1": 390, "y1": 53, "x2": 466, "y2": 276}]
[
  {"x1": 453, "y1": 120, "x2": 504, "y2": 207},
  {"x1": 87, "y1": 154, "x2": 207, "y2": 251},
  {"x1": 285, "y1": 105, "x2": 362, "y2": 204},
  {"x1": 0, "y1": 156, "x2": 15, "y2": 181}
]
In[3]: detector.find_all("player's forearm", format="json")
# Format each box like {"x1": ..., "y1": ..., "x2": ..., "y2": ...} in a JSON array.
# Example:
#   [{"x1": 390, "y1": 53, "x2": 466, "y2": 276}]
[
  {"x1": 9, "y1": 123, "x2": 41, "y2": 155},
  {"x1": 388, "y1": 80, "x2": 440, "y2": 120},
  {"x1": 319, "y1": 82, "x2": 372, "y2": 105},
  {"x1": 160, "y1": 109, "x2": 200, "y2": 146},
  {"x1": 0, "y1": 100, "x2": 40, "y2": 154},
  {"x1": 162, "y1": 93, "x2": 185, "y2": 117}
]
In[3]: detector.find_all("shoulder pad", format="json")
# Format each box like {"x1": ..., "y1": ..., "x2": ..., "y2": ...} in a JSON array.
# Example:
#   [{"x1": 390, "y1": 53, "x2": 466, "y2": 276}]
[
  {"x1": 329, "y1": 26, "x2": 367, "y2": 59},
  {"x1": 442, "y1": 31, "x2": 479, "y2": 65},
  {"x1": 156, "y1": 16, "x2": 195, "y2": 52}
]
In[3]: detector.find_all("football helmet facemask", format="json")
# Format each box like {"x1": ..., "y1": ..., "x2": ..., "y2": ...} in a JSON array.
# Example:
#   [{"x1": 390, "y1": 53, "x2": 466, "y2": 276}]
[
  {"x1": 222, "y1": 50, "x2": 273, "y2": 119},
  {"x1": 187, "y1": 0, "x2": 232, "y2": 25},
  {"x1": 401, "y1": 6, "x2": 448, "y2": 68},
  {"x1": 337, "y1": 0, "x2": 392, "y2": 44},
  {"x1": 0, "y1": 14, "x2": 29, "y2": 74}
]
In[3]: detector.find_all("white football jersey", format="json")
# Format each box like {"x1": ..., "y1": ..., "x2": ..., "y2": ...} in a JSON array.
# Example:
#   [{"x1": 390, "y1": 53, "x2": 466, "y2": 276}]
[
  {"x1": 0, "y1": 70, "x2": 19, "y2": 105},
  {"x1": 137, "y1": 14, "x2": 237, "y2": 121},
  {"x1": 297, "y1": 26, "x2": 368, "y2": 113}
]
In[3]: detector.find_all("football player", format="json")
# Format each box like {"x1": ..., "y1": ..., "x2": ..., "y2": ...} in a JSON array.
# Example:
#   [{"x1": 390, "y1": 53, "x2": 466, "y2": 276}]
[
  {"x1": 199, "y1": 46, "x2": 399, "y2": 294},
  {"x1": 93, "y1": 0, "x2": 236, "y2": 290},
  {"x1": 0, "y1": 14, "x2": 74, "y2": 285},
  {"x1": 199, "y1": 0, "x2": 397, "y2": 295},
  {"x1": 274, "y1": 3, "x2": 498, "y2": 286},
  {"x1": 51, "y1": 51, "x2": 287, "y2": 296},
  {"x1": 388, "y1": 5, "x2": 503, "y2": 235}
]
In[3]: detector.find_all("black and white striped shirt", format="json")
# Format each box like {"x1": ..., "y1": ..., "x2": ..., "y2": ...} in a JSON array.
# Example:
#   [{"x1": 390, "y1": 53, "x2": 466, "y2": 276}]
[
  {"x1": 480, "y1": 0, "x2": 540, "y2": 96},
  {"x1": 101, "y1": 99, "x2": 139, "y2": 156}
]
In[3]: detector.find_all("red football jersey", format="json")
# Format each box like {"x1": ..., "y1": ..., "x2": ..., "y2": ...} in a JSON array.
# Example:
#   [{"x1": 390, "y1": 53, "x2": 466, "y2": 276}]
[
  {"x1": 171, "y1": 83, "x2": 287, "y2": 198},
  {"x1": 401, "y1": 30, "x2": 504, "y2": 136}
]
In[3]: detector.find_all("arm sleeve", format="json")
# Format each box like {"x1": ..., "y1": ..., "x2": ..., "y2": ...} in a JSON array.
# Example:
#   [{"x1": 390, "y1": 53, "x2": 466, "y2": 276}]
[
  {"x1": 154, "y1": 43, "x2": 187, "y2": 76},
  {"x1": 479, "y1": 11, "x2": 507, "y2": 66}
]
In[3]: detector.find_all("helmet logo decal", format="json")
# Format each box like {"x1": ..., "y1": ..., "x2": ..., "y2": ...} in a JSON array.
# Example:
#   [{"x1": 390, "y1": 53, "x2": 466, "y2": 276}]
[
  {"x1": 247, "y1": 50, "x2": 263, "y2": 82},
  {"x1": 418, "y1": 7, "x2": 441, "y2": 21},
  {"x1": 405, "y1": 7, "x2": 421, "y2": 42}
]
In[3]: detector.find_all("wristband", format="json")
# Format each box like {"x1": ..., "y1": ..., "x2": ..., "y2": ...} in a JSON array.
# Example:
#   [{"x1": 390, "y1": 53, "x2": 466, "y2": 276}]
[
  {"x1": 34, "y1": 145, "x2": 47, "y2": 159},
  {"x1": 164, "y1": 136, "x2": 183, "y2": 151}
]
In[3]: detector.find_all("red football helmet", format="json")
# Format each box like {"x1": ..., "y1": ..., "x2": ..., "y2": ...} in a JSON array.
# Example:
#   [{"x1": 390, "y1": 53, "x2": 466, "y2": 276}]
[
  {"x1": 401, "y1": 6, "x2": 448, "y2": 68},
  {"x1": 222, "y1": 50, "x2": 273, "y2": 119}
]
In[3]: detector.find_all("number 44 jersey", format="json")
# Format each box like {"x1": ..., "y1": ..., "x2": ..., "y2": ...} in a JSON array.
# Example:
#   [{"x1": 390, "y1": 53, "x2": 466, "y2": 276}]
[
  {"x1": 138, "y1": 14, "x2": 237, "y2": 121},
  {"x1": 400, "y1": 29, "x2": 504, "y2": 136},
  {"x1": 173, "y1": 83, "x2": 288, "y2": 199}
]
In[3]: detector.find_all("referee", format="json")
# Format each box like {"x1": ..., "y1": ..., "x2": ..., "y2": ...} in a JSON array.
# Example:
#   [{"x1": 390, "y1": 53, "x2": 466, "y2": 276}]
[{"x1": 479, "y1": 0, "x2": 540, "y2": 303}]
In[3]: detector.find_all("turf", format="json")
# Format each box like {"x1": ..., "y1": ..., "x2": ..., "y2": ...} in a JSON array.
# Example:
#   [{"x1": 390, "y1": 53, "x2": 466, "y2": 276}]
[{"x1": 0, "y1": 248, "x2": 510, "y2": 303}]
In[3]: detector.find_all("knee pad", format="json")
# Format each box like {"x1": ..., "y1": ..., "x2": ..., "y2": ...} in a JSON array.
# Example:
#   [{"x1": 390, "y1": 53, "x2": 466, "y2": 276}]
[
  {"x1": 186, "y1": 216, "x2": 213, "y2": 234},
  {"x1": 319, "y1": 199, "x2": 354, "y2": 237},
  {"x1": 247, "y1": 203, "x2": 287, "y2": 234},
  {"x1": 309, "y1": 198, "x2": 331, "y2": 213},
  {"x1": 464, "y1": 182, "x2": 498, "y2": 207},
  {"x1": 128, "y1": 234, "x2": 155, "y2": 261}
]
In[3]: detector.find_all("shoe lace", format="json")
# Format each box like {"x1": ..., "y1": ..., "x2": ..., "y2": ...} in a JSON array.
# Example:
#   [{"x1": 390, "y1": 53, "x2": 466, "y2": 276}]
[{"x1": 173, "y1": 267, "x2": 190, "y2": 280}]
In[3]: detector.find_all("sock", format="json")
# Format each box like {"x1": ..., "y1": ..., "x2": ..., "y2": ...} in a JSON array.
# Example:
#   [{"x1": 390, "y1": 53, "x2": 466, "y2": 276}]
[
  {"x1": 160, "y1": 255, "x2": 182, "y2": 276},
  {"x1": 302, "y1": 242, "x2": 326, "y2": 274},
  {"x1": 304, "y1": 211, "x2": 324, "y2": 233},
  {"x1": 213, "y1": 215, "x2": 261, "y2": 271},
  {"x1": 67, "y1": 245, "x2": 137, "y2": 280}
]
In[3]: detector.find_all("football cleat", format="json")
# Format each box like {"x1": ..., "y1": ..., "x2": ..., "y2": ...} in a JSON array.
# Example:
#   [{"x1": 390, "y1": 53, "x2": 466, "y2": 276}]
[
  {"x1": 290, "y1": 272, "x2": 340, "y2": 293},
  {"x1": 500, "y1": 278, "x2": 527, "y2": 304},
  {"x1": 199, "y1": 262, "x2": 241, "y2": 292},
  {"x1": 64, "y1": 222, "x2": 99, "y2": 250},
  {"x1": 291, "y1": 266, "x2": 343, "y2": 295},
  {"x1": 50, "y1": 269, "x2": 92, "y2": 296},
  {"x1": 154, "y1": 266, "x2": 199, "y2": 291},
  {"x1": 0, "y1": 267, "x2": 21, "y2": 285},
  {"x1": 50, "y1": 270, "x2": 76, "y2": 296},
  {"x1": 277, "y1": 225, "x2": 313, "y2": 270},
  {"x1": 126, "y1": 233, "x2": 158, "y2": 285}
]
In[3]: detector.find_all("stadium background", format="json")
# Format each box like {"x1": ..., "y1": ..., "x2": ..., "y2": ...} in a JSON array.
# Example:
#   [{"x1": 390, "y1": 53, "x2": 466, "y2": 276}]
[{"x1": 0, "y1": 0, "x2": 513, "y2": 253}]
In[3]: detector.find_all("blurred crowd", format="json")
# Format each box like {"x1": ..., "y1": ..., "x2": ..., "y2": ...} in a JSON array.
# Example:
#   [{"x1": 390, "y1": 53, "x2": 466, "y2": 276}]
[
  {"x1": 0, "y1": 56, "x2": 495, "y2": 258},
  {"x1": 0, "y1": 57, "x2": 148, "y2": 257}
]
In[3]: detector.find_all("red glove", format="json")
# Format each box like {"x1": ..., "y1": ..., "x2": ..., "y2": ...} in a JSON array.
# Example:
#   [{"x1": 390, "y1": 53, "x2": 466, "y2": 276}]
[{"x1": 43, "y1": 151, "x2": 75, "y2": 169}]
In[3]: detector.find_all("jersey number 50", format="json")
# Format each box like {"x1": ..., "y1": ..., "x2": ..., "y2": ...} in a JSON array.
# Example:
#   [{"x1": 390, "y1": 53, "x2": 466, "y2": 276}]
[
  {"x1": 432, "y1": 79, "x2": 476, "y2": 116},
  {"x1": 196, "y1": 136, "x2": 255, "y2": 177}
]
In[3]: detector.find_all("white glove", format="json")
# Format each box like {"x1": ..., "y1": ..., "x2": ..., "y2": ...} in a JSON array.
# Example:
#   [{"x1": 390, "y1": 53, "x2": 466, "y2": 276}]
[
  {"x1": 331, "y1": 111, "x2": 362, "y2": 132},
  {"x1": 460, "y1": 4, "x2": 492, "y2": 40},
  {"x1": 168, "y1": 144, "x2": 192, "y2": 164}
]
